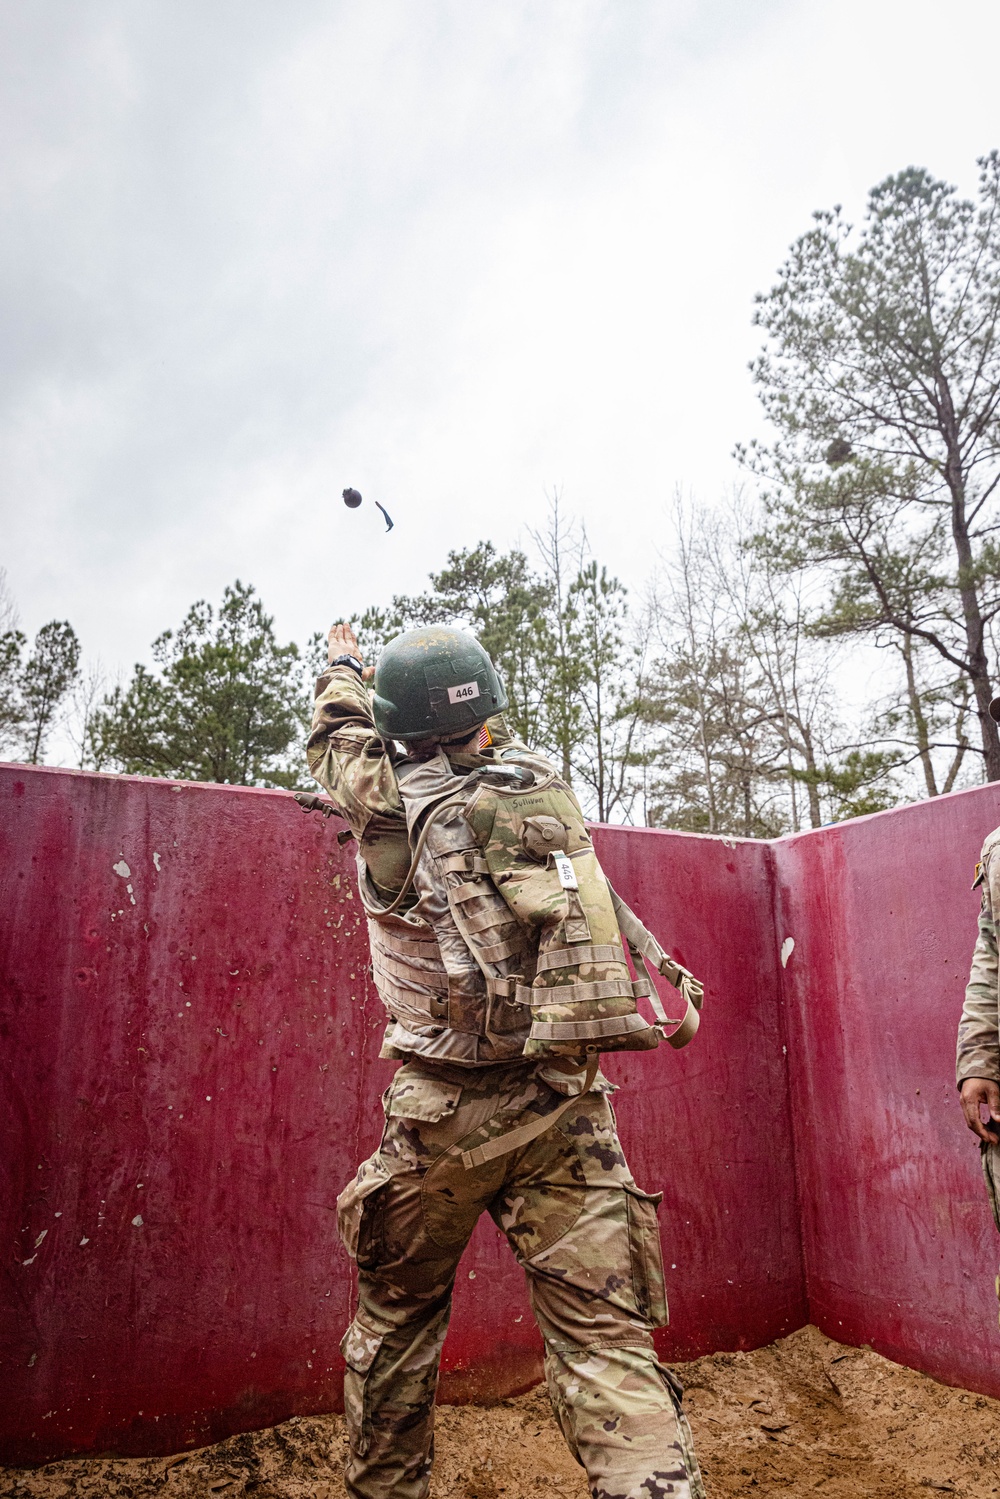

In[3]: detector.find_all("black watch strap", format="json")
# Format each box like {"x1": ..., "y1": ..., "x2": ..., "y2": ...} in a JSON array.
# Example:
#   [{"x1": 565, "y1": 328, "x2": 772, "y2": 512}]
[{"x1": 329, "y1": 654, "x2": 364, "y2": 677}]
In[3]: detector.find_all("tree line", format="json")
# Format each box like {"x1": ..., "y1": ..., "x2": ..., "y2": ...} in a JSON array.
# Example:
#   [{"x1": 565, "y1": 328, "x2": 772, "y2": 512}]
[
  {"x1": 0, "y1": 573, "x2": 315, "y2": 790},
  {"x1": 5, "y1": 153, "x2": 1000, "y2": 835},
  {"x1": 0, "y1": 571, "x2": 83, "y2": 768}
]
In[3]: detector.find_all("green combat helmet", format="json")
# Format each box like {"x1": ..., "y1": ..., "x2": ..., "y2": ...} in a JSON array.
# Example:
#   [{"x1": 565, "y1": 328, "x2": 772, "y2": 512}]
[{"x1": 372, "y1": 626, "x2": 509, "y2": 742}]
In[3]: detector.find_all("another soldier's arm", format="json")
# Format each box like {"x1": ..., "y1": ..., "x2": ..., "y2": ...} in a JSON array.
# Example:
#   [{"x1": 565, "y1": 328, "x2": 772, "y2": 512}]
[{"x1": 958, "y1": 881, "x2": 1000, "y2": 1143}]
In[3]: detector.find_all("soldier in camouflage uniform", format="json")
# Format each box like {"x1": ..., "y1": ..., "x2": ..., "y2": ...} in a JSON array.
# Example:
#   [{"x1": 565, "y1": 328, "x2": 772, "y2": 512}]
[
  {"x1": 307, "y1": 622, "x2": 705, "y2": 1499},
  {"x1": 958, "y1": 704, "x2": 1000, "y2": 1315}
]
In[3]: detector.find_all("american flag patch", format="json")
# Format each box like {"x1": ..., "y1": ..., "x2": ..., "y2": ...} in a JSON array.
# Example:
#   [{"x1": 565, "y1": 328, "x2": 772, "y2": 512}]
[{"x1": 478, "y1": 723, "x2": 492, "y2": 750}]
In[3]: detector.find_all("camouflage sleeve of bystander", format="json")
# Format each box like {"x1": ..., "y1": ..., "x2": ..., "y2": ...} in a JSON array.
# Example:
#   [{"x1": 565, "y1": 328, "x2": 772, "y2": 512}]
[{"x1": 957, "y1": 830, "x2": 1000, "y2": 1087}]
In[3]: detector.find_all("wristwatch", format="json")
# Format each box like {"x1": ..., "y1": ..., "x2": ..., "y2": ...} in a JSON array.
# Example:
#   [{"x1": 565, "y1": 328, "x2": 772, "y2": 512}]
[{"x1": 329, "y1": 654, "x2": 364, "y2": 677}]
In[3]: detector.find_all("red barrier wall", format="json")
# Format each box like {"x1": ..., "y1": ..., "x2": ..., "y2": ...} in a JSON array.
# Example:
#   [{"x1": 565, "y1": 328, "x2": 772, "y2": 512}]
[
  {"x1": 592, "y1": 826, "x2": 806, "y2": 1360},
  {"x1": 772, "y1": 787, "x2": 1000, "y2": 1400},
  {"x1": 0, "y1": 766, "x2": 802, "y2": 1464},
  {"x1": 2, "y1": 762, "x2": 999, "y2": 1464}
]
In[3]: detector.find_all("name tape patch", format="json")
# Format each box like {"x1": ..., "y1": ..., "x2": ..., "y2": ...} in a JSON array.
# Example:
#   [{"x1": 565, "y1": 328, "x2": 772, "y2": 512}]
[{"x1": 447, "y1": 680, "x2": 481, "y2": 705}]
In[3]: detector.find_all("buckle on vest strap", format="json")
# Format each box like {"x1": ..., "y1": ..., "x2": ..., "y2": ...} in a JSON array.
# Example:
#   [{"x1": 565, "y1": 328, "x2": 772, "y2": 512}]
[{"x1": 487, "y1": 975, "x2": 523, "y2": 1000}]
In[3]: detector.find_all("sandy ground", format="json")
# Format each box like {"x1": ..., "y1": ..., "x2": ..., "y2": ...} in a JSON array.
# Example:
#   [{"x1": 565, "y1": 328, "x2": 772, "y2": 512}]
[{"x1": 3, "y1": 1326, "x2": 999, "y2": 1499}]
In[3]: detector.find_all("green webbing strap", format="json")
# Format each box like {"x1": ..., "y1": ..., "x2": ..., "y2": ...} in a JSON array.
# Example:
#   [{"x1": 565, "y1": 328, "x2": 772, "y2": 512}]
[
  {"x1": 607, "y1": 885, "x2": 703, "y2": 1051},
  {"x1": 534, "y1": 943, "x2": 627, "y2": 973},
  {"x1": 666, "y1": 996, "x2": 700, "y2": 1048},
  {"x1": 450, "y1": 878, "x2": 491, "y2": 903},
  {"x1": 460, "y1": 1058, "x2": 599, "y2": 1170},
  {"x1": 521, "y1": 978, "x2": 637, "y2": 1006},
  {"x1": 475, "y1": 936, "x2": 522, "y2": 964},
  {"x1": 529, "y1": 1014, "x2": 651, "y2": 1041},
  {"x1": 486, "y1": 975, "x2": 521, "y2": 999},
  {"x1": 440, "y1": 852, "x2": 491, "y2": 876}
]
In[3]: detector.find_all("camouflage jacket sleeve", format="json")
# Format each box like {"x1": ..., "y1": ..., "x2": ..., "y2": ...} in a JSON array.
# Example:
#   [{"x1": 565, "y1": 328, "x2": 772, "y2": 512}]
[
  {"x1": 957, "y1": 830, "x2": 1000, "y2": 1086},
  {"x1": 305, "y1": 667, "x2": 413, "y2": 896}
]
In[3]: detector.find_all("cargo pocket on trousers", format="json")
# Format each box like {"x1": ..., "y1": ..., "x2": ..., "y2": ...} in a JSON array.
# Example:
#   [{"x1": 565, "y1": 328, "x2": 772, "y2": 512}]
[
  {"x1": 340, "y1": 1312, "x2": 388, "y2": 1456},
  {"x1": 336, "y1": 1155, "x2": 392, "y2": 1267},
  {"x1": 625, "y1": 1183, "x2": 669, "y2": 1327},
  {"x1": 386, "y1": 1071, "x2": 462, "y2": 1124},
  {"x1": 982, "y1": 1140, "x2": 1000, "y2": 1235}
]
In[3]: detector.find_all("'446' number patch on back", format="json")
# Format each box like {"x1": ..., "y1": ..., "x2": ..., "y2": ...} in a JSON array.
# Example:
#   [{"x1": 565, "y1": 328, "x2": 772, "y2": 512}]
[{"x1": 447, "y1": 681, "x2": 480, "y2": 704}]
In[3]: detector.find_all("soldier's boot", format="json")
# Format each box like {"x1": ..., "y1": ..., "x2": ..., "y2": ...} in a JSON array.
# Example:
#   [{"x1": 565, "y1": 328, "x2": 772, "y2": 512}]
[{"x1": 342, "y1": 1289, "x2": 453, "y2": 1499}]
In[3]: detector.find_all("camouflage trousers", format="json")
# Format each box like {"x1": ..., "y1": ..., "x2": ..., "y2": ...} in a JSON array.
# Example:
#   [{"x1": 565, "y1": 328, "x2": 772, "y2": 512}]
[
  {"x1": 336, "y1": 1057, "x2": 705, "y2": 1499},
  {"x1": 983, "y1": 1140, "x2": 1000, "y2": 1329}
]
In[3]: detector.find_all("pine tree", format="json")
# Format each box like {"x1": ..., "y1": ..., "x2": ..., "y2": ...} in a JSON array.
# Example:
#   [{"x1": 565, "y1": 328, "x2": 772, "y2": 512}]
[
  {"x1": 746, "y1": 154, "x2": 1000, "y2": 781},
  {"x1": 94, "y1": 582, "x2": 307, "y2": 786}
]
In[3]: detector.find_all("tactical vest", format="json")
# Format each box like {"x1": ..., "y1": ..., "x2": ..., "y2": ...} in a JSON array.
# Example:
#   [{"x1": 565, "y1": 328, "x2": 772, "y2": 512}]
[
  {"x1": 358, "y1": 761, "x2": 535, "y2": 1063},
  {"x1": 356, "y1": 747, "x2": 701, "y2": 1060}
]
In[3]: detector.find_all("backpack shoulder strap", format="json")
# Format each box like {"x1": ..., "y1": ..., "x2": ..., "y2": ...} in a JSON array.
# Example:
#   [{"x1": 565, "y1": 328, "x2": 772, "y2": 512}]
[{"x1": 607, "y1": 883, "x2": 703, "y2": 1050}]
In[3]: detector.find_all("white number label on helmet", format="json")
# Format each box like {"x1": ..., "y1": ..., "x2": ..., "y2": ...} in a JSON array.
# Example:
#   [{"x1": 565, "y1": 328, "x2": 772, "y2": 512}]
[{"x1": 447, "y1": 681, "x2": 481, "y2": 704}]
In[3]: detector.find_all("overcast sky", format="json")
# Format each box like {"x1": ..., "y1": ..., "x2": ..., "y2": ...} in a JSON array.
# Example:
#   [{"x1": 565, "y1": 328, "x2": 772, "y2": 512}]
[{"x1": 3, "y1": 0, "x2": 1000, "y2": 683}]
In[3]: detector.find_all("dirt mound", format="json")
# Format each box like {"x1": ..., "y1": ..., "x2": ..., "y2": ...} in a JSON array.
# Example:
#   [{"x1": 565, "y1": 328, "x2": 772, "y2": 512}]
[
  {"x1": 3, "y1": 1326, "x2": 999, "y2": 1498},
  {"x1": 682, "y1": 1324, "x2": 999, "y2": 1498}
]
